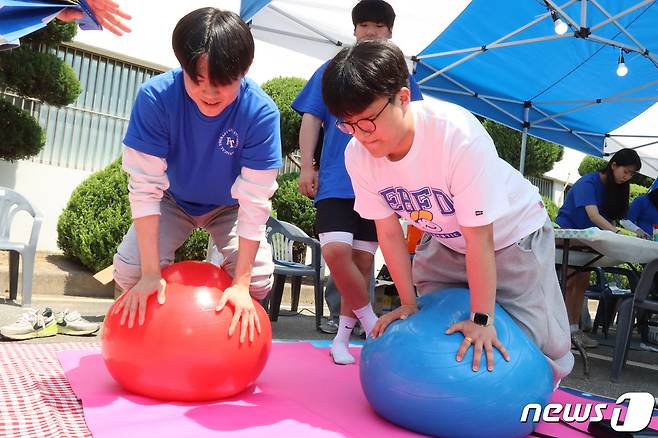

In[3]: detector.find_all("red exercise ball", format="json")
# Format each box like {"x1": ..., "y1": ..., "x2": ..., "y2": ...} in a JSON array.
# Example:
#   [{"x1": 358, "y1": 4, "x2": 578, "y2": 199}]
[{"x1": 101, "y1": 261, "x2": 272, "y2": 402}]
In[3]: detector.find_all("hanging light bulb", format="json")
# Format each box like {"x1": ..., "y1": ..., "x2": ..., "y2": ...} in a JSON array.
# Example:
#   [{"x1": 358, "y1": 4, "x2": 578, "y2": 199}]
[
  {"x1": 616, "y1": 51, "x2": 628, "y2": 77},
  {"x1": 551, "y1": 11, "x2": 568, "y2": 35}
]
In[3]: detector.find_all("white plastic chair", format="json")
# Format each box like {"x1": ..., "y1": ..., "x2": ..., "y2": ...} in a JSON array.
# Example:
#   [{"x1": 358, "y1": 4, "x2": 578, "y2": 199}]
[
  {"x1": 0, "y1": 187, "x2": 42, "y2": 306},
  {"x1": 265, "y1": 217, "x2": 325, "y2": 330},
  {"x1": 205, "y1": 216, "x2": 326, "y2": 330}
]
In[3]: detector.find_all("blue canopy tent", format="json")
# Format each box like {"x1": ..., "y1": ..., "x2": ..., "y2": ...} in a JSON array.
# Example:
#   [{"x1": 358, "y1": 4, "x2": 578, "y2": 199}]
[
  {"x1": 240, "y1": 0, "x2": 270, "y2": 22},
  {"x1": 241, "y1": 0, "x2": 658, "y2": 176},
  {"x1": 414, "y1": 0, "x2": 658, "y2": 174}
]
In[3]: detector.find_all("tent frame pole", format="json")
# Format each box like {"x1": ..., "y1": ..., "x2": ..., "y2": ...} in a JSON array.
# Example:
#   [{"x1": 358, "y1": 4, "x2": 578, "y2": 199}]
[
  {"x1": 520, "y1": 104, "x2": 531, "y2": 174},
  {"x1": 266, "y1": 4, "x2": 343, "y2": 46}
]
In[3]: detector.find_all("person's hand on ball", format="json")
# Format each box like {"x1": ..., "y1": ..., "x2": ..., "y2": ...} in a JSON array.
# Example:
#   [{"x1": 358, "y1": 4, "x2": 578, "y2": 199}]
[
  {"x1": 446, "y1": 320, "x2": 510, "y2": 372},
  {"x1": 114, "y1": 274, "x2": 167, "y2": 328},
  {"x1": 216, "y1": 285, "x2": 262, "y2": 343},
  {"x1": 56, "y1": 0, "x2": 132, "y2": 36},
  {"x1": 371, "y1": 303, "x2": 418, "y2": 338}
]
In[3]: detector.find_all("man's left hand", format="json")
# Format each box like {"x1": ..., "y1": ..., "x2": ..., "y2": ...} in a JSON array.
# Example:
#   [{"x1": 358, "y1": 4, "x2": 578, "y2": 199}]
[
  {"x1": 216, "y1": 285, "x2": 262, "y2": 343},
  {"x1": 445, "y1": 320, "x2": 510, "y2": 371}
]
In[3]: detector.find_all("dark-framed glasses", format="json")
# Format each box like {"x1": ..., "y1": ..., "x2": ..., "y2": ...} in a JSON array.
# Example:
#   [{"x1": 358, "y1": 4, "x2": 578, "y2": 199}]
[{"x1": 335, "y1": 97, "x2": 392, "y2": 135}]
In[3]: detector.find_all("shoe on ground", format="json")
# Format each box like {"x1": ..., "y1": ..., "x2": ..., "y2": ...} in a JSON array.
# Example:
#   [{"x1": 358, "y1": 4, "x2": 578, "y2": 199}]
[
  {"x1": 0, "y1": 308, "x2": 57, "y2": 340},
  {"x1": 56, "y1": 309, "x2": 100, "y2": 336},
  {"x1": 319, "y1": 317, "x2": 339, "y2": 334},
  {"x1": 571, "y1": 330, "x2": 599, "y2": 349}
]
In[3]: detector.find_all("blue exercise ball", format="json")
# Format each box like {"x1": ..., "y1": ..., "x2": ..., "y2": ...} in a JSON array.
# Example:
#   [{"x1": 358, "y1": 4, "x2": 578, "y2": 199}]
[{"x1": 360, "y1": 288, "x2": 553, "y2": 438}]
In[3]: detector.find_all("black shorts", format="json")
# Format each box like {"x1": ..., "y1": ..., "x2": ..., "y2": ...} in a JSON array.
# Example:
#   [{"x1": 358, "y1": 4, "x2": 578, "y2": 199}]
[{"x1": 315, "y1": 198, "x2": 378, "y2": 242}]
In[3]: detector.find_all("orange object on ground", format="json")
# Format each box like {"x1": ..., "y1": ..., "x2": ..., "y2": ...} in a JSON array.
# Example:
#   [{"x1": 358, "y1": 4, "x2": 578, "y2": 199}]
[{"x1": 406, "y1": 225, "x2": 424, "y2": 254}]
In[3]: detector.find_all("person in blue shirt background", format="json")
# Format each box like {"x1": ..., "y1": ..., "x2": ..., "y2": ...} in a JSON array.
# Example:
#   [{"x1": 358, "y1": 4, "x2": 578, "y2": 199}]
[
  {"x1": 556, "y1": 148, "x2": 642, "y2": 349},
  {"x1": 292, "y1": 0, "x2": 423, "y2": 364},
  {"x1": 623, "y1": 179, "x2": 658, "y2": 238},
  {"x1": 111, "y1": 8, "x2": 282, "y2": 344}
]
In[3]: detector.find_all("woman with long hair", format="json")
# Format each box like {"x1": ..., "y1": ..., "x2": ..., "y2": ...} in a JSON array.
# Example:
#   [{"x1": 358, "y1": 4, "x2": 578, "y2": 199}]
[{"x1": 556, "y1": 148, "x2": 642, "y2": 348}]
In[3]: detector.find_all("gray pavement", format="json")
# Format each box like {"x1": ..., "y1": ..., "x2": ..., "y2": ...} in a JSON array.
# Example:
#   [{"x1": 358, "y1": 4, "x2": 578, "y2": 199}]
[{"x1": 1, "y1": 293, "x2": 657, "y2": 400}]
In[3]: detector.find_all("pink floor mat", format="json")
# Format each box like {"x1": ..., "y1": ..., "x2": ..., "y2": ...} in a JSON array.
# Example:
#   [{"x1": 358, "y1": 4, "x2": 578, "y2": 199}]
[{"x1": 57, "y1": 342, "x2": 658, "y2": 438}]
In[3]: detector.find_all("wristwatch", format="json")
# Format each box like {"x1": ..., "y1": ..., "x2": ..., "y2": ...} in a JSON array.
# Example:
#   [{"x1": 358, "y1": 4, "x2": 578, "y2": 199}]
[{"x1": 471, "y1": 312, "x2": 492, "y2": 327}]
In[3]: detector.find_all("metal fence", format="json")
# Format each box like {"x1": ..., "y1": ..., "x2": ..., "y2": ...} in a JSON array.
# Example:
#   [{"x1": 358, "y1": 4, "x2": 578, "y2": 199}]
[
  {"x1": 281, "y1": 152, "x2": 300, "y2": 174},
  {"x1": 527, "y1": 175, "x2": 555, "y2": 199}
]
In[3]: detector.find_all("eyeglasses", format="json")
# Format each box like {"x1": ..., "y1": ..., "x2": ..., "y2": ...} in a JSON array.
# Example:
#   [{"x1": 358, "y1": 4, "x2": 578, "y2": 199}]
[{"x1": 335, "y1": 98, "x2": 392, "y2": 135}]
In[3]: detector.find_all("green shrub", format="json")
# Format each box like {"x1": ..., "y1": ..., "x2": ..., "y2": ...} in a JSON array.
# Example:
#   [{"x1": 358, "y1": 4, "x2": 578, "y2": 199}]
[
  {"x1": 0, "y1": 99, "x2": 45, "y2": 161},
  {"x1": 542, "y1": 196, "x2": 558, "y2": 222},
  {"x1": 578, "y1": 155, "x2": 607, "y2": 176},
  {"x1": 22, "y1": 20, "x2": 77, "y2": 46},
  {"x1": 261, "y1": 77, "x2": 307, "y2": 158},
  {"x1": 630, "y1": 183, "x2": 647, "y2": 204},
  {"x1": 175, "y1": 228, "x2": 209, "y2": 263},
  {"x1": 0, "y1": 47, "x2": 80, "y2": 106},
  {"x1": 57, "y1": 159, "x2": 131, "y2": 272},
  {"x1": 271, "y1": 172, "x2": 315, "y2": 237},
  {"x1": 58, "y1": 159, "x2": 210, "y2": 272},
  {"x1": 631, "y1": 173, "x2": 654, "y2": 189},
  {"x1": 482, "y1": 119, "x2": 563, "y2": 177},
  {"x1": 0, "y1": 20, "x2": 80, "y2": 162}
]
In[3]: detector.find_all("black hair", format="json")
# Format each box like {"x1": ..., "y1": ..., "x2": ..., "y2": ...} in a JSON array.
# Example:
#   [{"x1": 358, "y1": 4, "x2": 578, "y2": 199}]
[
  {"x1": 322, "y1": 39, "x2": 409, "y2": 119},
  {"x1": 601, "y1": 148, "x2": 642, "y2": 221},
  {"x1": 172, "y1": 8, "x2": 254, "y2": 86},
  {"x1": 352, "y1": 0, "x2": 396, "y2": 30}
]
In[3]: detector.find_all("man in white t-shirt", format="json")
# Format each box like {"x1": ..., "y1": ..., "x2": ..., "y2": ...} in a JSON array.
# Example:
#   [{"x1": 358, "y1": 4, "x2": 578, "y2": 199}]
[{"x1": 321, "y1": 39, "x2": 573, "y2": 382}]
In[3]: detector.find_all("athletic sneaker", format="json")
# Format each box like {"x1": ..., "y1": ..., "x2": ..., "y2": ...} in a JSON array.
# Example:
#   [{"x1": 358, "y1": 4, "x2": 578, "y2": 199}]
[
  {"x1": 55, "y1": 309, "x2": 100, "y2": 336},
  {"x1": 0, "y1": 308, "x2": 57, "y2": 340},
  {"x1": 319, "y1": 317, "x2": 339, "y2": 334}
]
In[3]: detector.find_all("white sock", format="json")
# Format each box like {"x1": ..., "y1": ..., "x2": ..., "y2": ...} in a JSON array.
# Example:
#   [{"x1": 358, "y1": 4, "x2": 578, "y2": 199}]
[
  {"x1": 353, "y1": 303, "x2": 378, "y2": 337},
  {"x1": 570, "y1": 324, "x2": 579, "y2": 334},
  {"x1": 331, "y1": 315, "x2": 356, "y2": 365}
]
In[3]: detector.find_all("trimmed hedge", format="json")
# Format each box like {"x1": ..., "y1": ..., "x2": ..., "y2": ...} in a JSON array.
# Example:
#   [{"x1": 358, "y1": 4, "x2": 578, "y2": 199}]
[
  {"x1": 0, "y1": 47, "x2": 80, "y2": 106},
  {"x1": 57, "y1": 159, "x2": 210, "y2": 272},
  {"x1": 260, "y1": 77, "x2": 307, "y2": 158},
  {"x1": 271, "y1": 172, "x2": 316, "y2": 237},
  {"x1": 0, "y1": 99, "x2": 46, "y2": 161},
  {"x1": 0, "y1": 28, "x2": 80, "y2": 161},
  {"x1": 57, "y1": 160, "x2": 132, "y2": 272},
  {"x1": 22, "y1": 21, "x2": 77, "y2": 46}
]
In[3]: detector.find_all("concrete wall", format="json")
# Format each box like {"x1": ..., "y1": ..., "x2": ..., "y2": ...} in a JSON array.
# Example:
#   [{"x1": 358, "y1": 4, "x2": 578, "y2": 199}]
[{"x1": 0, "y1": 160, "x2": 92, "y2": 252}]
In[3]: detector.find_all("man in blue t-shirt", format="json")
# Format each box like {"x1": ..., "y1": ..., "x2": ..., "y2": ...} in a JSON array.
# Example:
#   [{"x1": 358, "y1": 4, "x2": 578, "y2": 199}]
[
  {"x1": 112, "y1": 8, "x2": 282, "y2": 344},
  {"x1": 292, "y1": 0, "x2": 422, "y2": 364}
]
